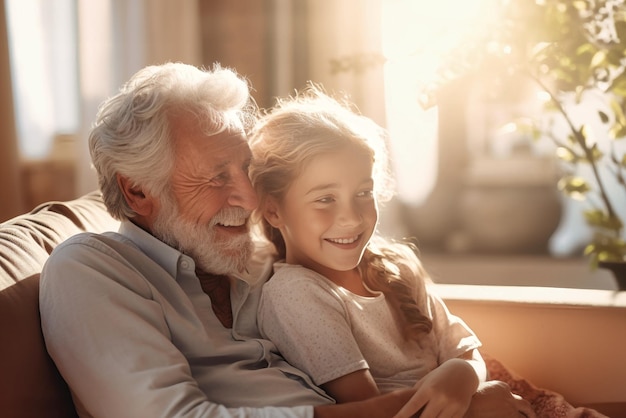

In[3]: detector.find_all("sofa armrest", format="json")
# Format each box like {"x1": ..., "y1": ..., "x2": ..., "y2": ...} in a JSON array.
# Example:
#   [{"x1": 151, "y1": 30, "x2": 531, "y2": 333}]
[
  {"x1": 0, "y1": 191, "x2": 118, "y2": 416},
  {"x1": 0, "y1": 274, "x2": 78, "y2": 417}
]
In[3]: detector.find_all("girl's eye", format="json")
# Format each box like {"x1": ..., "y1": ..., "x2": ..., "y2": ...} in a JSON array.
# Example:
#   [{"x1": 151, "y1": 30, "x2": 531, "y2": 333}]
[
  {"x1": 316, "y1": 196, "x2": 335, "y2": 204},
  {"x1": 358, "y1": 189, "x2": 374, "y2": 198}
]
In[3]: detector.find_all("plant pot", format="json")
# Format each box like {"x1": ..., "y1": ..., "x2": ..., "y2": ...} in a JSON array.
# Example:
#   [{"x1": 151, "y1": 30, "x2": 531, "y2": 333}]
[
  {"x1": 459, "y1": 184, "x2": 562, "y2": 253},
  {"x1": 598, "y1": 261, "x2": 626, "y2": 291}
]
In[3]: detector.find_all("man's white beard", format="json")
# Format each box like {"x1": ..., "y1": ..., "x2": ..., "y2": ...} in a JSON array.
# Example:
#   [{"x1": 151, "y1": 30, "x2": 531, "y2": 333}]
[{"x1": 152, "y1": 196, "x2": 253, "y2": 275}]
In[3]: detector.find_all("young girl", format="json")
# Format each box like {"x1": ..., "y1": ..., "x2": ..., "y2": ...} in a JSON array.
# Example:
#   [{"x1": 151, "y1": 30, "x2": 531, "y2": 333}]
[{"x1": 248, "y1": 85, "x2": 487, "y2": 418}]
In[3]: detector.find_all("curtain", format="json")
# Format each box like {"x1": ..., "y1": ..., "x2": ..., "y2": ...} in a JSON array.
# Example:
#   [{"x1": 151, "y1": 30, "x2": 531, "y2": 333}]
[
  {"x1": 75, "y1": 0, "x2": 202, "y2": 196},
  {"x1": 1, "y1": 0, "x2": 202, "y2": 215},
  {"x1": 0, "y1": 0, "x2": 23, "y2": 221},
  {"x1": 299, "y1": 0, "x2": 386, "y2": 126},
  {"x1": 143, "y1": 0, "x2": 202, "y2": 68}
]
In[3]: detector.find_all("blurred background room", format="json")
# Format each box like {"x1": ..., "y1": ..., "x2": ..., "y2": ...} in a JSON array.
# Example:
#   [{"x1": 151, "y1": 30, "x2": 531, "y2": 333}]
[{"x1": 1, "y1": 0, "x2": 623, "y2": 290}]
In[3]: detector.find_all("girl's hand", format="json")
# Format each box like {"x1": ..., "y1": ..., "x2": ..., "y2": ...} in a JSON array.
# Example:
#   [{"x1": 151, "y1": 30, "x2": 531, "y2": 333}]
[
  {"x1": 393, "y1": 379, "x2": 537, "y2": 418},
  {"x1": 393, "y1": 358, "x2": 479, "y2": 418},
  {"x1": 464, "y1": 380, "x2": 536, "y2": 418}
]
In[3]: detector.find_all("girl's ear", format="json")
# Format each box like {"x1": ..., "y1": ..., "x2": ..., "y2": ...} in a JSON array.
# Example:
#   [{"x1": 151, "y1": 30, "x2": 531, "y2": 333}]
[
  {"x1": 263, "y1": 197, "x2": 283, "y2": 228},
  {"x1": 116, "y1": 173, "x2": 155, "y2": 217}
]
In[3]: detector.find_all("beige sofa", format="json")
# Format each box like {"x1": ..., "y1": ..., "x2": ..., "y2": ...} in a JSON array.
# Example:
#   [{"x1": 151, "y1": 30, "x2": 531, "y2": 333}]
[
  {"x1": 1, "y1": 192, "x2": 623, "y2": 417},
  {"x1": 0, "y1": 192, "x2": 119, "y2": 417}
]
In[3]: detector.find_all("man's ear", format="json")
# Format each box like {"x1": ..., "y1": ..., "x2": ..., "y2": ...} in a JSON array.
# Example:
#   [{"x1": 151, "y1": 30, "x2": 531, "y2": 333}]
[
  {"x1": 116, "y1": 174, "x2": 155, "y2": 217},
  {"x1": 263, "y1": 197, "x2": 283, "y2": 229}
]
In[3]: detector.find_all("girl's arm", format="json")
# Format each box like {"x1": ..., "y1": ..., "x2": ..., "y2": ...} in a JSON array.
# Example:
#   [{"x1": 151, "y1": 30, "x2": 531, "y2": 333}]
[
  {"x1": 394, "y1": 348, "x2": 485, "y2": 418},
  {"x1": 321, "y1": 369, "x2": 380, "y2": 403},
  {"x1": 321, "y1": 349, "x2": 485, "y2": 407},
  {"x1": 462, "y1": 348, "x2": 488, "y2": 383}
]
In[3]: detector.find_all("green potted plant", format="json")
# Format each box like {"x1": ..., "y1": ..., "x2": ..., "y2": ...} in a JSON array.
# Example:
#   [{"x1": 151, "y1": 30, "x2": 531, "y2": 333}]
[{"x1": 421, "y1": 0, "x2": 626, "y2": 286}]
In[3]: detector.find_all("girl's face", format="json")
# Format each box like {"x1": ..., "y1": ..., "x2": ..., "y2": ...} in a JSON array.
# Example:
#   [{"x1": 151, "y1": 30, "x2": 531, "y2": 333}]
[{"x1": 267, "y1": 146, "x2": 378, "y2": 280}]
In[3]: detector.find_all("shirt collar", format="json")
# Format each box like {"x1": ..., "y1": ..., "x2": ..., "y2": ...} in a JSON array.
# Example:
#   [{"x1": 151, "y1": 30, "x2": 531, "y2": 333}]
[
  {"x1": 118, "y1": 220, "x2": 185, "y2": 280},
  {"x1": 117, "y1": 220, "x2": 277, "y2": 286}
]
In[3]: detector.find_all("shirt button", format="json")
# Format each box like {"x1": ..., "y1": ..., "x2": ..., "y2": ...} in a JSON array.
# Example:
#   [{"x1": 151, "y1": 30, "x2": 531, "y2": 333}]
[{"x1": 181, "y1": 260, "x2": 190, "y2": 269}]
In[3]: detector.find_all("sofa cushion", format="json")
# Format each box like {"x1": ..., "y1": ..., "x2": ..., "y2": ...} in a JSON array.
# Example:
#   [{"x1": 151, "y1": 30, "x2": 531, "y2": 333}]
[
  {"x1": 0, "y1": 191, "x2": 119, "y2": 290},
  {"x1": 0, "y1": 274, "x2": 77, "y2": 417}
]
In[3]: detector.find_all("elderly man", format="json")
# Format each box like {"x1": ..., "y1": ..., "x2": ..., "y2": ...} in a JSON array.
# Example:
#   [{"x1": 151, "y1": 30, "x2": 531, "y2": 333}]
[{"x1": 39, "y1": 62, "x2": 534, "y2": 418}]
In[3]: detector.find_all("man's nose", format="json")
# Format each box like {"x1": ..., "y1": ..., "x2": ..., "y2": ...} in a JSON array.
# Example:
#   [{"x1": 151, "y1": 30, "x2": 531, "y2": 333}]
[{"x1": 229, "y1": 171, "x2": 259, "y2": 211}]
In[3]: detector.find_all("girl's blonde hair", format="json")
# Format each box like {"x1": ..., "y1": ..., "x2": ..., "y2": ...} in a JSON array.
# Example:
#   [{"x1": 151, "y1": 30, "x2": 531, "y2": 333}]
[{"x1": 248, "y1": 84, "x2": 433, "y2": 340}]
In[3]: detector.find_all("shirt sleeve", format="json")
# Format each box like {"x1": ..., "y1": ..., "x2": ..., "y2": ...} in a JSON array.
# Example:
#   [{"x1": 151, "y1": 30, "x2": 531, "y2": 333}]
[
  {"x1": 39, "y1": 234, "x2": 312, "y2": 418},
  {"x1": 425, "y1": 285, "x2": 482, "y2": 364},
  {"x1": 258, "y1": 267, "x2": 369, "y2": 385}
]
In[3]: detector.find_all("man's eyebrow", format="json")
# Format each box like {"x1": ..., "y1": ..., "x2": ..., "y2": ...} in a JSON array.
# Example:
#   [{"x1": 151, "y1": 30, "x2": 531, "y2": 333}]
[{"x1": 209, "y1": 160, "x2": 229, "y2": 173}]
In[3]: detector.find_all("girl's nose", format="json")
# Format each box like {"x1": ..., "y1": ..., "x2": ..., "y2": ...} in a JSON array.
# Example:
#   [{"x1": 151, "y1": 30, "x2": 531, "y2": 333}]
[{"x1": 338, "y1": 201, "x2": 362, "y2": 226}]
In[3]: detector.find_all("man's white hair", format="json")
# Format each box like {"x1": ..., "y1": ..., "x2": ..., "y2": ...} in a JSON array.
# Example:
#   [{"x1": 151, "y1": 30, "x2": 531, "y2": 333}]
[{"x1": 89, "y1": 62, "x2": 255, "y2": 220}]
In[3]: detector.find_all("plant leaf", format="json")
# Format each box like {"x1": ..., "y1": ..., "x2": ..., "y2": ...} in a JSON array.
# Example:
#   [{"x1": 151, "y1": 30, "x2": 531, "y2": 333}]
[
  {"x1": 598, "y1": 110, "x2": 609, "y2": 123},
  {"x1": 555, "y1": 146, "x2": 579, "y2": 163},
  {"x1": 584, "y1": 210, "x2": 624, "y2": 230},
  {"x1": 558, "y1": 176, "x2": 591, "y2": 200}
]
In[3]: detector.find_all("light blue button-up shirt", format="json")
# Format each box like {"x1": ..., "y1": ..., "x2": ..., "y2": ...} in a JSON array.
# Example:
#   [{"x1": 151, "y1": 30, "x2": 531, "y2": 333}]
[{"x1": 40, "y1": 220, "x2": 333, "y2": 418}]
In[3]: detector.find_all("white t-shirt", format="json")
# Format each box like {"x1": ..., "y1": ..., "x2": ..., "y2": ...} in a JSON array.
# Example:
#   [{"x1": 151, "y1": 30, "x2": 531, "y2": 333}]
[{"x1": 258, "y1": 263, "x2": 481, "y2": 393}]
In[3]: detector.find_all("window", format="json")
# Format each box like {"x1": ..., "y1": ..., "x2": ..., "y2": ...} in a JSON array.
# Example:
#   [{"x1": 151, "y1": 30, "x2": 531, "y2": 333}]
[
  {"x1": 379, "y1": 0, "x2": 620, "y2": 291},
  {"x1": 381, "y1": 0, "x2": 497, "y2": 205},
  {"x1": 5, "y1": 0, "x2": 79, "y2": 159}
]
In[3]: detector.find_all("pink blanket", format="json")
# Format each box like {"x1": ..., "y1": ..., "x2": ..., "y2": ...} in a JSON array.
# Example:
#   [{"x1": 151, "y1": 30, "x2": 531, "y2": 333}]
[{"x1": 483, "y1": 353, "x2": 609, "y2": 418}]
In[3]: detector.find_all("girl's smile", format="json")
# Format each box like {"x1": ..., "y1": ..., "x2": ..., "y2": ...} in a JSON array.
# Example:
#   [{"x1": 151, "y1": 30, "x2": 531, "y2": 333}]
[{"x1": 325, "y1": 234, "x2": 361, "y2": 246}]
